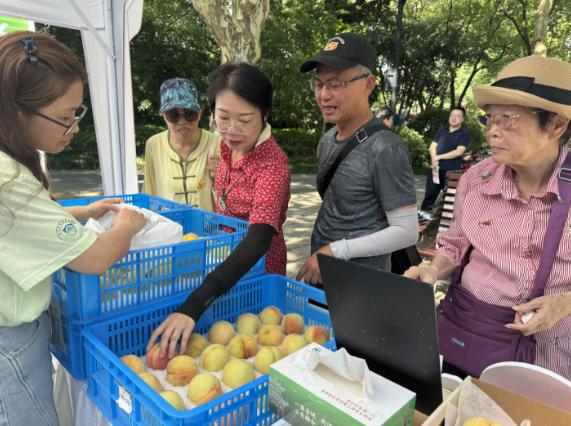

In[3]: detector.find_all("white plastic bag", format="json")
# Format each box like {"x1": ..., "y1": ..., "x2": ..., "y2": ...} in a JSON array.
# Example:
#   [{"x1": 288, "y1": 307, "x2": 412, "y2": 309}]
[{"x1": 84, "y1": 203, "x2": 183, "y2": 250}]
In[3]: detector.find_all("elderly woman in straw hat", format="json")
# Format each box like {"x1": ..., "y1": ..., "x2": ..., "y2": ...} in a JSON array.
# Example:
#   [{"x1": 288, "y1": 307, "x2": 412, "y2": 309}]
[{"x1": 406, "y1": 55, "x2": 571, "y2": 380}]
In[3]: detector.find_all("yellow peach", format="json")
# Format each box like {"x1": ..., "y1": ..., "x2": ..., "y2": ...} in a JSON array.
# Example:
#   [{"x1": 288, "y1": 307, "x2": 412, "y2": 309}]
[
  {"x1": 187, "y1": 373, "x2": 222, "y2": 405},
  {"x1": 227, "y1": 333, "x2": 259, "y2": 359},
  {"x1": 258, "y1": 306, "x2": 282, "y2": 325},
  {"x1": 183, "y1": 333, "x2": 208, "y2": 357},
  {"x1": 254, "y1": 346, "x2": 283, "y2": 374},
  {"x1": 208, "y1": 320, "x2": 235, "y2": 345},
  {"x1": 463, "y1": 418, "x2": 492, "y2": 426},
  {"x1": 182, "y1": 232, "x2": 202, "y2": 241},
  {"x1": 146, "y1": 343, "x2": 169, "y2": 370},
  {"x1": 303, "y1": 325, "x2": 330, "y2": 345},
  {"x1": 138, "y1": 372, "x2": 162, "y2": 392},
  {"x1": 120, "y1": 354, "x2": 145, "y2": 374},
  {"x1": 235, "y1": 313, "x2": 261, "y2": 335},
  {"x1": 281, "y1": 334, "x2": 307, "y2": 356},
  {"x1": 160, "y1": 390, "x2": 186, "y2": 410},
  {"x1": 281, "y1": 313, "x2": 305, "y2": 335},
  {"x1": 200, "y1": 344, "x2": 231, "y2": 372},
  {"x1": 257, "y1": 324, "x2": 284, "y2": 346},
  {"x1": 222, "y1": 359, "x2": 255, "y2": 389},
  {"x1": 166, "y1": 355, "x2": 198, "y2": 386}
]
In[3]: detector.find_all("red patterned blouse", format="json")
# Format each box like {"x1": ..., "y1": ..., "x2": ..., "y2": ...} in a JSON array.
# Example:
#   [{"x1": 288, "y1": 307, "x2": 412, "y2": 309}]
[{"x1": 215, "y1": 128, "x2": 291, "y2": 274}]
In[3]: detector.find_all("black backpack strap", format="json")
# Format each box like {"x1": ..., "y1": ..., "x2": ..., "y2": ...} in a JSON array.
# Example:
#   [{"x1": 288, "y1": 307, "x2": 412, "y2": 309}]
[{"x1": 317, "y1": 122, "x2": 385, "y2": 198}]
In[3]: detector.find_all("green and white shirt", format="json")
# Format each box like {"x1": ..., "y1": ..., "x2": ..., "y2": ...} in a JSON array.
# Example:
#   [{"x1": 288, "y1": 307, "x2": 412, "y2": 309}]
[{"x1": 0, "y1": 152, "x2": 96, "y2": 326}]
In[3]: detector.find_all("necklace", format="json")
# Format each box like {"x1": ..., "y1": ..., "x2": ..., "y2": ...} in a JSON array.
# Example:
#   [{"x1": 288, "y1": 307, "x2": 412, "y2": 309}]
[{"x1": 218, "y1": 167, "x2": 244, "y2": 213}]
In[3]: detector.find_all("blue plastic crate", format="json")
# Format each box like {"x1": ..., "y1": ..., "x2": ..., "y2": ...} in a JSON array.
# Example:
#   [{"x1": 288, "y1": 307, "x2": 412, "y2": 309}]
[
  {"x1": 82, "y1": 275, "x2": 333, "y2": 426},
  {"x1": 51, "y1": 207, "x2": 265, "y2": 322},
  {"x1": 58, "y1": 193, "x2": 190, "y2": 213}
]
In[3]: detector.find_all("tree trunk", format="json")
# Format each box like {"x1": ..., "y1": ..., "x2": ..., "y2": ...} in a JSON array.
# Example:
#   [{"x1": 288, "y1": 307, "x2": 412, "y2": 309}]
[
  {"x1": 192, "y1": 0, "x2": 270, "y2": 64},
  {"x1": 449, "y1": 68, "x2": 456, "y2": 108},
  {"x1": 533, "y1": 0, "x2": 554, "y2": 56},
  {"x1": 391, "y1": 0, "x2": 406, "y2": 114}
]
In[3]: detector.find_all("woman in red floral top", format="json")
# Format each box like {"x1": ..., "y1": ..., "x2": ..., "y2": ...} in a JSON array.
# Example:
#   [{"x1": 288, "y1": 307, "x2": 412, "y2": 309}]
[{"x1": 148, "y1": 63, "x2": 291, "y2": 358}]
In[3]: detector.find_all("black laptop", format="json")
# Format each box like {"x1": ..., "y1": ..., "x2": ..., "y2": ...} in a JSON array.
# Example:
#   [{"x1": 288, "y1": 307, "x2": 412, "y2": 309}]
[{"x1": 318, "y1": 254, "x2": 443, "y2": 414}]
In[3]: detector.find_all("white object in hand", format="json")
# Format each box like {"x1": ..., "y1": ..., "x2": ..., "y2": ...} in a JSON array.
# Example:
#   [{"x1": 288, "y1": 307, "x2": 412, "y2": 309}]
[{"x1": 521, "y1": 311, "x2": 535, "y2": 324}]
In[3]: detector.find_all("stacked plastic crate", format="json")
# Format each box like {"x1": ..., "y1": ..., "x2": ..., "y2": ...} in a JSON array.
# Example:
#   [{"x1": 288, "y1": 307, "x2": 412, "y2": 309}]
[{"x1": 51, "y1": 194, "x2": 265, "y2": 379}]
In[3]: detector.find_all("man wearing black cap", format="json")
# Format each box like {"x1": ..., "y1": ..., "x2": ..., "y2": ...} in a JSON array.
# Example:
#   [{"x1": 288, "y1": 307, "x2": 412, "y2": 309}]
[{"x1": 296, "y1": 33, "x2": 418, "y2": 284}]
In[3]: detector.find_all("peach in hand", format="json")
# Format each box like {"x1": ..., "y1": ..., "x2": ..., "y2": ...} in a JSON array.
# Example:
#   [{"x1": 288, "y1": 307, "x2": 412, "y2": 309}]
[{"x1": 146, "y1": 344, "x2": 169, "y2": 370}]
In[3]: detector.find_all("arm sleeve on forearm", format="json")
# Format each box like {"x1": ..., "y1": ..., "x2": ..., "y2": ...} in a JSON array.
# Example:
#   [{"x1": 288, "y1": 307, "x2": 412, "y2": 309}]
[
  {"x1": 175, "y1": 223, "x2": 275, "y2": 319},
  {"x1": 329, "y1": 206, "x2": 418, "y2": 260}
]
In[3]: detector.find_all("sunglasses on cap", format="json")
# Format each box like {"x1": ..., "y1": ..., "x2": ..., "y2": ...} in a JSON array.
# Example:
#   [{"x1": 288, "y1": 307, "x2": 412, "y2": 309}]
[{"x1": 164, "y1": 108, "x2": 199, "y2": 123}]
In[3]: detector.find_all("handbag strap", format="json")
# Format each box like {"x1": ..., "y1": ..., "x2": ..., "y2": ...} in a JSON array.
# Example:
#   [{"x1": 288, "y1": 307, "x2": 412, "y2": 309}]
[
  {"x1": 451, "y1": 152, "x2": 571, "y2": 298},
  {"x1": 317, "y1": 122, "x2": 385, "y2": 198},
  {"x1": 529, "y1": 151, "x2": 571, "y2": 298}
]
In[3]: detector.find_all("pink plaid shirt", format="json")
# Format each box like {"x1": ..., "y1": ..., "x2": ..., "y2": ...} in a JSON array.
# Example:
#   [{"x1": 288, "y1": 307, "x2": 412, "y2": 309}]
[{"x1": 437, "y1": 146, "x2": 571, "y2": 379}]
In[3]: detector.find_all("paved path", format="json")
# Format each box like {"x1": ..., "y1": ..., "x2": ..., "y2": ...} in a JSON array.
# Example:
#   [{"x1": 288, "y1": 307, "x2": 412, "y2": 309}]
[{"x1": 50, "y1": 170, "x2": 427, "y2": 277}]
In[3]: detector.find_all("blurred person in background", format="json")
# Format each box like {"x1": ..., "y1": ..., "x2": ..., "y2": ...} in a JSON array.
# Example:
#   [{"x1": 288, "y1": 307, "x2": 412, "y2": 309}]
[{"x1": 418, "y1": 107, "x2": 469, "y2": 221}]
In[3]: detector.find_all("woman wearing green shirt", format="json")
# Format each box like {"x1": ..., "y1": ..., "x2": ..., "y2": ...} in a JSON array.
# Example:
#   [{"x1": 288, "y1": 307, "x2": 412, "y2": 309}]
[{"x1": 0, "y1": 32, "x2": 146, "y2": 425}]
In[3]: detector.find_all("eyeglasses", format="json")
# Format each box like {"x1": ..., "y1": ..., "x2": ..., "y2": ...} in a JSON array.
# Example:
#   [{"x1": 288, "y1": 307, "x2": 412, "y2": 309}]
[
  {"x1": 213, "y1": 117, "x2": 259, "y2": 136},
  {"x1": 309, "y1": 72, "x2": 370, "y2": 93},
  {"x1": 164, "y1": 108, "x2": 199, "y2": 123},
  {"x1": 29, "y1": 104, "x2": 88, "y2": 136},
  {"x1": 478, "y1": 111, "x2": 540, "y2": 131}
]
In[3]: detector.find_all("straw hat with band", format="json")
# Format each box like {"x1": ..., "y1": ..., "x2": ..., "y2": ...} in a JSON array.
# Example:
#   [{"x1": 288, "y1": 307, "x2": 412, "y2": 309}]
[{"x1": 473, "y1": 55, "x2": 571, "y2": 120}]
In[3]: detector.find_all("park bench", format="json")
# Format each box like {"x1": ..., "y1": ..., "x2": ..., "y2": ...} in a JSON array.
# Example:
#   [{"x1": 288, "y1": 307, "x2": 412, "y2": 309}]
[{"x1": 417, "y1": 170, "x2": 465, "y2": 260}]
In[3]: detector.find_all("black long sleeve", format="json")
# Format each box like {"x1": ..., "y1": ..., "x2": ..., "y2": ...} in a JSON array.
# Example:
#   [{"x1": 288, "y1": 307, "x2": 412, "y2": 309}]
[{"x1": 175, "y1": 223, "x2": 275, "y2": 320}]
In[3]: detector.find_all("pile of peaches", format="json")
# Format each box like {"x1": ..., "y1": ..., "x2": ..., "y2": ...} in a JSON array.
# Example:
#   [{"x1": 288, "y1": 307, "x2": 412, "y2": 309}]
[{"x1": 119, "y1": 306, "x2": 330, "y2": 410}]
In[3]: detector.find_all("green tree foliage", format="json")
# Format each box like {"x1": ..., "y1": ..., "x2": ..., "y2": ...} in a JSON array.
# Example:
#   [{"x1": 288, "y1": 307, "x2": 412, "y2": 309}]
[
  {"x1": 131, "y1": 0, "x2": 218, "y2": 127},
  {"x1": 39, "y1": 0, "x2": 570, "y2": 170},
  {"x1": 398, "y1": 126, "x2": 430, "y2": 171}
]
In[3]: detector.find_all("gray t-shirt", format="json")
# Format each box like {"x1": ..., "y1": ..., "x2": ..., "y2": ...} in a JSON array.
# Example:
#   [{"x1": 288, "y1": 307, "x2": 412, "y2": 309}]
[{"x1": 311, "y1": 117, "x2": 417, "y2": 271}]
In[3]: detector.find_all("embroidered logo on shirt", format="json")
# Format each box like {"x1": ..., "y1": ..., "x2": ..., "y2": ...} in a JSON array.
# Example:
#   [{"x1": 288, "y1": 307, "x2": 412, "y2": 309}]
[
  {"x1": 56, "y1": 219, "x2": 82, "y2": 242},
  {"x1": 480, "y1": 171, "x2": 492, "y2": 181},
  {"x1": 479, "y1": 219, "x2": 492, "y2": 227}
]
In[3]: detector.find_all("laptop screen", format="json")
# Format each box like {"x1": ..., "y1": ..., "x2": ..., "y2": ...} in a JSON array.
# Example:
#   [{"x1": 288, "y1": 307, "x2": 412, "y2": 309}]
[{"x1": 318, "y1": 254, "x2": 443, "y2": 414}]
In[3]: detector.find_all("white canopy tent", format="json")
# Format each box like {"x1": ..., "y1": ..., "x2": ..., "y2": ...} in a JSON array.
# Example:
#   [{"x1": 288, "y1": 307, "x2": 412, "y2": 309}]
[{"x1": 0, "y1": 0, "x2": 143, "y2": 195}]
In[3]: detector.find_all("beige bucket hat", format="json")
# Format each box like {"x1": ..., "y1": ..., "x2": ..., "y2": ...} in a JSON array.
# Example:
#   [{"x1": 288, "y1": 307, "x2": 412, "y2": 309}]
[{"x1": 473, "y1": 55, "x2": 571, "y2": 119}]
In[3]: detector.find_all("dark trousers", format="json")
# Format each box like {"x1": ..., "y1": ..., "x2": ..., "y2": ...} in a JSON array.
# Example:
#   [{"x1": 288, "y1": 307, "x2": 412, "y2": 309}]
[{"x1": 420, "y1": 169, "x2": 448, "y2": 211}]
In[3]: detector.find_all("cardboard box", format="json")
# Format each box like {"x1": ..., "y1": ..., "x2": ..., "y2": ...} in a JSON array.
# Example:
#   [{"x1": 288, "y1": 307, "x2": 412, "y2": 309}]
[
  {"x1": 421, "y1": 376, "x2": 571, "y2": 426},
  {"x1": 269, "y1": 343, "x2": 416, "y2": 426}
]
